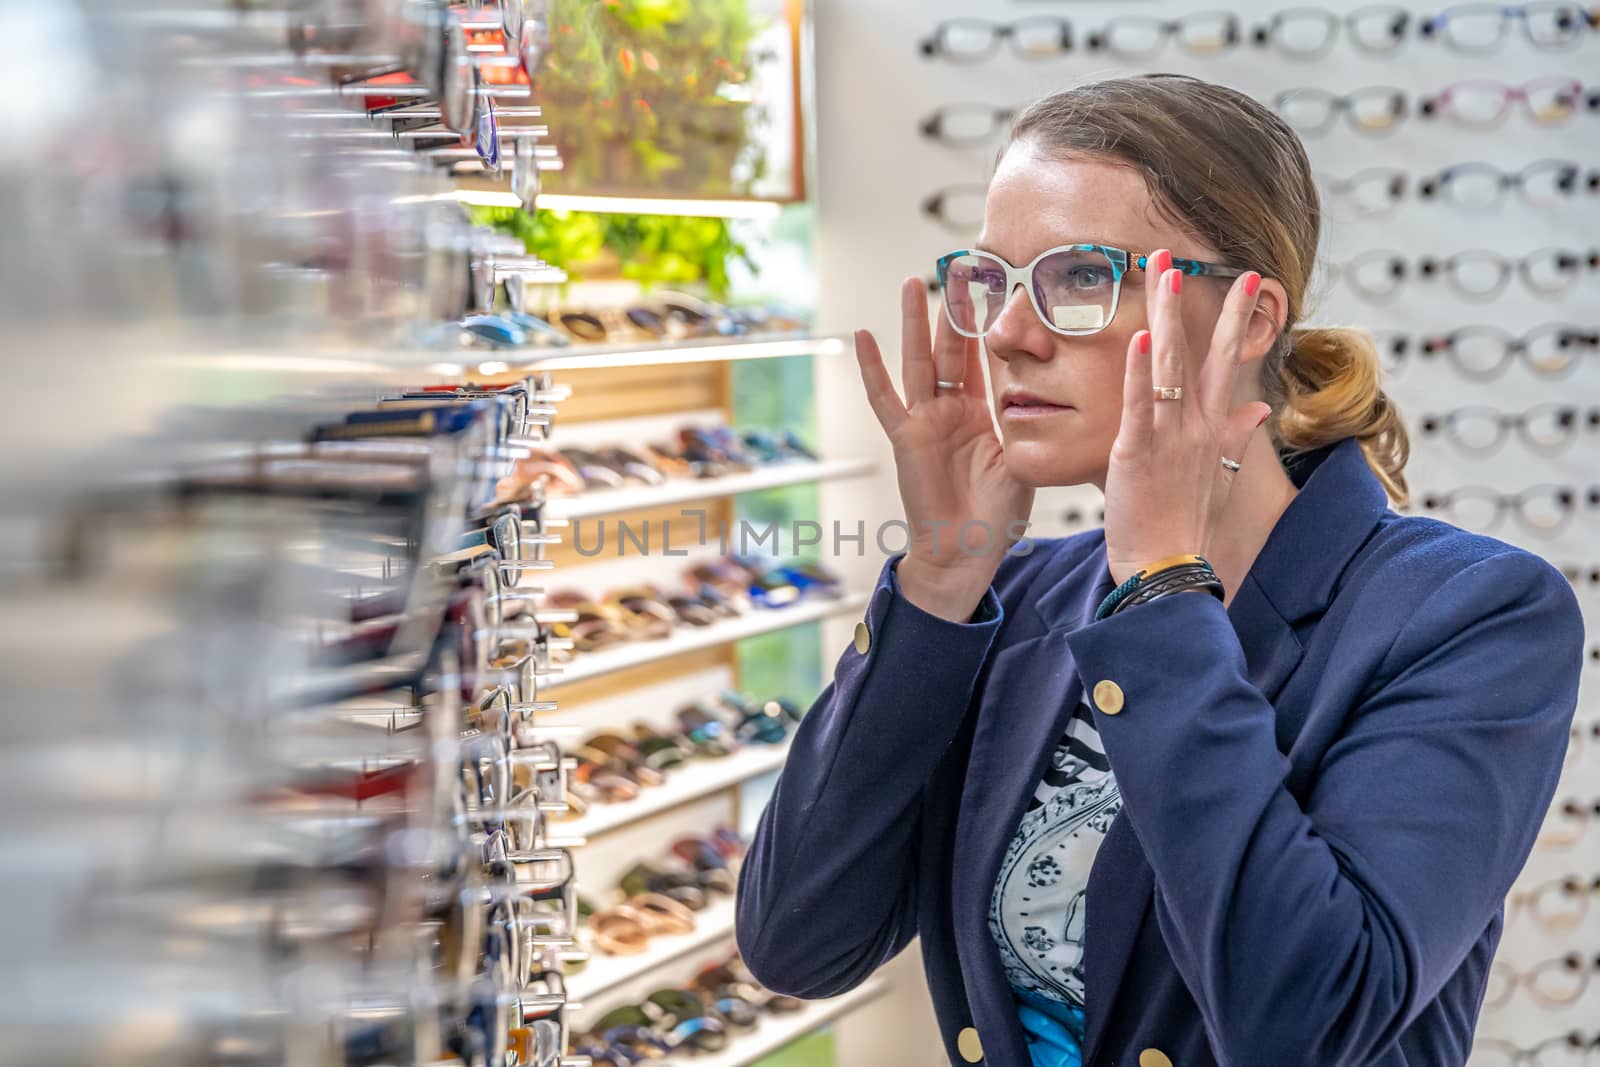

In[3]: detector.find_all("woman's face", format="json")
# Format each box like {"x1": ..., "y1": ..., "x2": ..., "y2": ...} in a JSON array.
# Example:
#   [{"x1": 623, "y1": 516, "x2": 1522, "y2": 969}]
[{"x1": 977, "y1": 142, "x2": 1244, "y2": 491}]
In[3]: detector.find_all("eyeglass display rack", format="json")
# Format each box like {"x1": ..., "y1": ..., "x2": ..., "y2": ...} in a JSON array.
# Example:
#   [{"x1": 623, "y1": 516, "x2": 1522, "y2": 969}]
[
  {"x1": 464, "y1": 320, "x2": 883, "y2": 1061},
  {"x1": 4, "y1": 3, "x2": 581, "y2": 1067},
  {"x1": 890, "y1": 0, "x2": 1600, "y2": 1056}
]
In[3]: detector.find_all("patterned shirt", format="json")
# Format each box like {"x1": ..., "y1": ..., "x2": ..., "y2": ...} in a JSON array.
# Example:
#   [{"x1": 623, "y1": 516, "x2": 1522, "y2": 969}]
[{"x1": 988, "y1": 693, "x2": 1121, "y2": 1007}]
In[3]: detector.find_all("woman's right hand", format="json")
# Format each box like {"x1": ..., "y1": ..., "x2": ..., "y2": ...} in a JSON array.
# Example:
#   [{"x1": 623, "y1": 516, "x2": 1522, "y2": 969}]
[{"x1": 854, "y1": 277, "x2": 1036, "y2": 623}]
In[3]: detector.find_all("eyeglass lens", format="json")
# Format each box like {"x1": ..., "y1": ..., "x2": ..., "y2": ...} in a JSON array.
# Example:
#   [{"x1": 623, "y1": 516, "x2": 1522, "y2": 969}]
[{"x1": 943, "y1": 248, "x2": 1119, "y2": 337}]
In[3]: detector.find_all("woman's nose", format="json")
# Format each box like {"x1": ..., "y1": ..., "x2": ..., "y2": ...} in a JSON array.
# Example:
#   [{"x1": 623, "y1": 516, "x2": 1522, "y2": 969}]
[{"x1": 986, "y1": 281, "x2": 1051, "y2": 361}]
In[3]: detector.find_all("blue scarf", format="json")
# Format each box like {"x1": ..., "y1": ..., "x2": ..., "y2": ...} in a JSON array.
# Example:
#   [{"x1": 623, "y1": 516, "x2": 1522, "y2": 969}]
[{"x1": 1013, "y1": 986, "x2": 1088, "y2": 1067}]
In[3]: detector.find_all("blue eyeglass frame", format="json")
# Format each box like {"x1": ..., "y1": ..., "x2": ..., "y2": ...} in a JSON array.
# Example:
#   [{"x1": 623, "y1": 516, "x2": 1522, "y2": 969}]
[{"x1": 934, "y1": 243, "x2": 1246, "y2": 338}]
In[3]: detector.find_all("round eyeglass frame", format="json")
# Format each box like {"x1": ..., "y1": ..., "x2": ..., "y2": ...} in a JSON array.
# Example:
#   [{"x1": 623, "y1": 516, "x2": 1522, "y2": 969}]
[{"x1": 934, "y1": 243, "x2": 1247, "y2": 338}]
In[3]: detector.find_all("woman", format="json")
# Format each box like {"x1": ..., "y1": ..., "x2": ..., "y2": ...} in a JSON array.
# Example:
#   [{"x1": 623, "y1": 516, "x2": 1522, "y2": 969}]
[{"x1": 733, "y1": 74, "x2": 1583, "y2": 1067}]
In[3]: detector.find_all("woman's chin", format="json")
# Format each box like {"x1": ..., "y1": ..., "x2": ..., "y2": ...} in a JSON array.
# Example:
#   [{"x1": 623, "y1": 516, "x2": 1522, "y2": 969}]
[{"x1": 1001, "y1": 440, "x2": 1103, "y2": 489}]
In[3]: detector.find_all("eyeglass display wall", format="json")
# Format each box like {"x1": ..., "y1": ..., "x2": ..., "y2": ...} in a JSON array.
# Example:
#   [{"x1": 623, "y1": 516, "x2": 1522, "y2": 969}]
[
  {"x1": 0, "y1": 2, "x2": 597, "y2": 1065},
  {"x1": 805, "y1": 0, "x2": 1599, "y2": 1062},
  {"x1": 0, "y1": 1, "x2": 857, "y2": 1066}
]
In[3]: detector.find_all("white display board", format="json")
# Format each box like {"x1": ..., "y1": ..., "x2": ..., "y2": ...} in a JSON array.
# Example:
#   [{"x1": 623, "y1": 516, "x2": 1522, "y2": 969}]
[{"x1": 806, "y1": 1, "x2": 1600, "y2": 1061}]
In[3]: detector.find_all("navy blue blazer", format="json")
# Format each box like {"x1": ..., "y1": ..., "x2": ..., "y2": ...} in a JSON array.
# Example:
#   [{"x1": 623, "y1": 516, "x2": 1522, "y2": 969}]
[{"x1": 735, "y1": 436, "x2": 1584, "y2": 1067}]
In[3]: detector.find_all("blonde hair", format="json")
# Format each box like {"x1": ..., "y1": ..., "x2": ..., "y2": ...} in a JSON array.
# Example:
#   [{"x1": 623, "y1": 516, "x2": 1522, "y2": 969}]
[{"x1": 1007, "y1": 73, "x2": 1410, "y2": 507}]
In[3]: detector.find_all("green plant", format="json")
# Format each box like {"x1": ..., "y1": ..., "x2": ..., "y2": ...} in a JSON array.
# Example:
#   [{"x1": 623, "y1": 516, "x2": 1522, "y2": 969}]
[
  {"x1": 532, "y1": 0, "x2": 775, "y2": 196},
  {"x1": 468, "y1": 206, "x2": 755, "y2": 298},
  {"x1": 605, "y1": 213, "x2": 753, "y2": 294}
]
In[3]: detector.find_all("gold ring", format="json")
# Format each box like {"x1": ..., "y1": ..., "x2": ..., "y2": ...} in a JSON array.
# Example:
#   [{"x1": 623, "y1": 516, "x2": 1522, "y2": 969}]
[
  {"x1": 935, "y1": 379, "x2": 964, "y2": 392},
  {"x1": 1153, "y1": 386, "x2": 1183, "y2": 401}
]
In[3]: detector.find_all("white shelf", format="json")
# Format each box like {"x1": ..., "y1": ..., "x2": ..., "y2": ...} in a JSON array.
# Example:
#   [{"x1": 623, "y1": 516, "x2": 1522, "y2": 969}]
[
  {"x1": 544, "y1": 458, "x2": 874, "y2": 521},
  {"x1": 662, "y1": 979, "x2": 891, "y2": 1067},
  {"x1": 560, "y1": 743, "x2": 792, "y2": 840},
  {"x1": 568, "y1": 895, "x2": 739, "y2": 1006},
  {"x1": 521, "y1": 333, "x2": 850, "y2": 371},
  {"x1": 545, "y1": 593, "x2": 868, "y2": 691}
]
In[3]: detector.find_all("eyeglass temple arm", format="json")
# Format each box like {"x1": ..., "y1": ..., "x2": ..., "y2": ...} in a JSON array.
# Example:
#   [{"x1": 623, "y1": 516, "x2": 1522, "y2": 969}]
[{"x1": 1130, "y1": 253, "x2": 1247, "y2": 279}]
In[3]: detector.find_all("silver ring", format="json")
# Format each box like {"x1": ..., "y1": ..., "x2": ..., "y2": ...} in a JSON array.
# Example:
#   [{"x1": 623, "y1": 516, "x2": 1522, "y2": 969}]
[
  {"x1": 1220, "y1": 456, "x2": 1242, "y2": 472},
  {"x1": 935, "y1": 379, "x2": 964, "y2": 392},
  {"x1": 1153, "y1": 386, "x2": 1183, "y2": 401}
]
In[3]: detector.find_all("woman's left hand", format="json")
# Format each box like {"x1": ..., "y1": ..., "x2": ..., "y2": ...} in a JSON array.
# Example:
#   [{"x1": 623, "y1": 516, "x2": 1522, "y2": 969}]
[{"x1": 1102, "y1": 249, "x2": 1274, "y2": 587}]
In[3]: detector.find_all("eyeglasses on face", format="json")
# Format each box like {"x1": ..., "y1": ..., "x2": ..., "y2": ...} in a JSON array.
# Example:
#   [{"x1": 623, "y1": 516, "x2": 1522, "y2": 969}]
[
  {"x1": 919, "y1": 103, "x2": 1017, "y2": 147},
  {"x1": 1083, "y1": 11, "x2": 1241, "y2": 58},
  {"x1": 1418, "y1": 484, "x2": 1598, "y2": 534},
  {"x1": 1272, "y1": 86, "x2": 1409, "y2": 135},
  {"x1": 1251, "y1": 5, "x2": 1412, "y2": 57},
  {"x1": 1420, "y1": 2, "x2": 1599, "y2": 52},
  {"x1": 1418, "y1": 158, "x2": 1599, "y2": 210},
  {"x1": 935, "y1": 244, "x2": 1245, "y2": 339},
  {"x1": 1418, "y1": 403, "x2": 1600, "y2": 454},
  {"x1": 1417, "y1": 323, "x2": 1600, "y2": 380},
  {"x1": 918, "y1": 17, "x2": 1073, "y2": 61},
  {"x1": 1419, "y1": 77, "x2": 1596, "y2": 127}
]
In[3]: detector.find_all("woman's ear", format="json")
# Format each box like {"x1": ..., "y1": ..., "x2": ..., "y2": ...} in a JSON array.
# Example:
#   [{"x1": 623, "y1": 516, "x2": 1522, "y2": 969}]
[{"x1": 1240, "y1": 276, "x2": 1289, "y2": 367}]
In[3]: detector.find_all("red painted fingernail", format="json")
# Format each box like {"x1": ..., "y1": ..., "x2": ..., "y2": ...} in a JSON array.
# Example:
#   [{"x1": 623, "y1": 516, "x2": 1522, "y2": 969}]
[
  {"x1": 1243, "y1": 272, "x2": 1261, "y2": 297},
  {"x1": 1257, "y1": 408, "x2": 1272, "y2": 428},
  {"x1": 1169, "y1": 271, "x2": 1182, "y2": 294},
  {"x1": 1155, "y1": 250, "x2": 1173, "y2": 274},
  {"x1": 1137, "y1": 331, "x2": 1152, "y2": 355}
]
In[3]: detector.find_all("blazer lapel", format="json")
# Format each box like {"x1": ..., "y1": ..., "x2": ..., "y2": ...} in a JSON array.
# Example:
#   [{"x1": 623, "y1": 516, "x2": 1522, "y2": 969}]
[
  {"x1": 1078, "y1": 579, "x2": 1308, "y2": 1063},
  {"x1": 949, "y1": 540, "x2": 1116, "y2": 1060}
]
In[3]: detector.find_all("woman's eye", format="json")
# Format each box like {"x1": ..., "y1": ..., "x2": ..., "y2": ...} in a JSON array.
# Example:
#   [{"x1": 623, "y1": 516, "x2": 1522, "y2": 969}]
[{"x1": 1066, "y1": 267, "x2": 1110, "y2": 288}]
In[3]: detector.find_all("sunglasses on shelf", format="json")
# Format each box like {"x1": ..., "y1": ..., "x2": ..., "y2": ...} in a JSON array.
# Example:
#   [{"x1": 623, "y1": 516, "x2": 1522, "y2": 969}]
[
  {"x1": 1468, "y1": 1030, "x2": 1600, "y2": 1066},
  {"x1": 1412, "y1": 323, "x2": 1599, "y2": 380},
  {"x1": 1418, "y1": 404, "x2": 1600, "y2": 455},
  {"x1": 1082, "y1": 11, "x2": 1241, "y2": 58},
  {"x1": 1419, "y1": 77, "x2": 1598, "y2": 127},
  {"x1": 1317, "y1": 159, "x2": 1600, "y2": 216},
  {"x1": 1419, "y1": 2, "x2": 1599, "y2": 52},
  {"x1": 1506, "y1": 872, "x2": 1600, "y2": 929},
  {"x1": 1418, "y1": 484, "x2": 1599, "y2": 534},
  {"x1": 919, "y1": 103, "x2": 1017, "y2": 147},
  {"x1": 1315, "y1": 166, "x2": 1410, "y2": 217},
  {"x1": 1250, "y1": 5, "x2": 1412, "y2": 57},
  {"x1": 1418, "y1": 158, "x2": 1599, "y2": 210},
  {"x1": 1326, "y1": 247, "x2": 1599, "y2": 301},
  {"x1": 1483, "y1": 952, "x2": 1600, "y2": 1009},
  {"x1": 917, "y1": 16, "x2": 1074, "y2": 60},
  {"x1": 1272, "y1": 86, "x2": 1408, "y2": 135}
]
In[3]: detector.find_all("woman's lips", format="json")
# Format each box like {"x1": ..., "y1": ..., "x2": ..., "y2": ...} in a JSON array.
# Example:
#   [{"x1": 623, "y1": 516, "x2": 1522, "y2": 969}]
[{"x1": 1000, "y1": 394, "x2": 1073, "y2": 419}]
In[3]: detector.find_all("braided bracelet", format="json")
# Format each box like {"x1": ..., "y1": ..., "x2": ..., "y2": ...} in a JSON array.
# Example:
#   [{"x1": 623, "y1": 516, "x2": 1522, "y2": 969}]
[
  {"x1": 1118, "y1": 565, "x2": 1224, "y2": 613},
  {"x1": 1094, "y1": 554, "x2": 1224, "y2": 621}
]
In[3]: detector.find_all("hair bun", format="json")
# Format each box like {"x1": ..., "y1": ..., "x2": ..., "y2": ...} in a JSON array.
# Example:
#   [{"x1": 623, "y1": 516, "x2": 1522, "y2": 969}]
[{"x1": 1274, "y1": 326, "x2": 1410, "y2": 508}]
